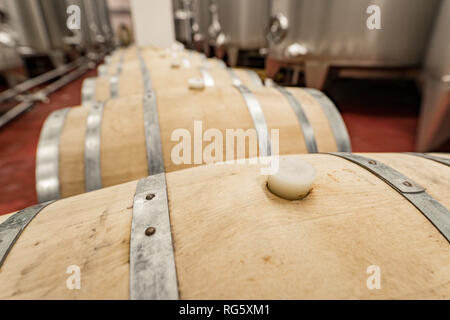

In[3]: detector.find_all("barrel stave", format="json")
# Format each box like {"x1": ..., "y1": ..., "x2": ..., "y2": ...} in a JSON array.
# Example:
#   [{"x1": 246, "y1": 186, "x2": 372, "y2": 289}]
[
  {"x1": 40, "y1": 86, "x2": 351, "y2": 199},
  {"x1": 168, "y1": 153, "x2": 450, "y2": 299},
  {"x1": 59, "y1": 107, "x2": 89, "y2": 198},
  {"x1": 0, "y1": 180, "x2": 137, "y2": 299},
  {"x1": 3, "y1": 154, "x2": 450, "y2": 299},
  {"x1": 367, "y1": 153, "x2": 450, "y2": 205},
  {"x1": 101, "y1": 96, "x2": 148, "y2": 188}
]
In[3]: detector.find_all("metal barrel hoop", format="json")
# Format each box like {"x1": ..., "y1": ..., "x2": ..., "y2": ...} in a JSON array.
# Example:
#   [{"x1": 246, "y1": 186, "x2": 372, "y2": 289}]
[
  {"x1": 35, "y1": 108, "x2": 70, "y2": 202},
  {"x1": 305, "y1": 88, "x2": 351, "y2": 152},
  {"x1": 329, "y1": 153, "x2": 450, "y2": 243}
]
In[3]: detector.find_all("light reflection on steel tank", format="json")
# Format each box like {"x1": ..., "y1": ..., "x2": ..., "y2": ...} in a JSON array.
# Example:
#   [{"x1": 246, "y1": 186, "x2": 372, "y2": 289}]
[
  {"x1": 267, "y1": 0, "x2": 441, "y2": 88},
  {"x1": 216, "y1": 0, "x2": 271, "y2": 66}
]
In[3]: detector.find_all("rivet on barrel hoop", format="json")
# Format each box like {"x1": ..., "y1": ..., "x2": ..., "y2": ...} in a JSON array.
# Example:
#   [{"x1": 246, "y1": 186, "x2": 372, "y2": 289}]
[{"x1": 145, "y1": 227, "x2": 156, "y2": 236}]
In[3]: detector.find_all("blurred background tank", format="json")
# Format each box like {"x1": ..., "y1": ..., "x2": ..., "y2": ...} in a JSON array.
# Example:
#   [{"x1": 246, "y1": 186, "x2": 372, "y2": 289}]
[
  {"x1": 96, "y1": 0, "x2": 114, "y2": 45},
  {"x1": 0, "y1": 1, "x2": 22, "y2": 87},
  {"x1": 78, "y1": 0, "x2": 114, "y2": 49},
  {"x1": 3, "y1": 0, "x2": 75, "y2": 70},
  {"x1": 191, "y1": 0, "x2": 213, "y2": 54},
  {"x1": 267, "y1": 0, "x2": 441, "y2": 88},
  {"x1": 215, "y1": 0, "x2": 270, "y2": 67},
  {"x1": 416, "y1": 0, "x2": 450, "y2": 151},
  {"x1": 62, "y1": 0, "x2": 115, "y2": 56},
  {"x1": 64, "y1": 0, "x2": 94, "y2": 52},
  {"x1": 0, "y1": 0, "x2": 115, "y2": 81},
  {"x1": 173, "y1": 0, "x2": 194, "y2": 47}
]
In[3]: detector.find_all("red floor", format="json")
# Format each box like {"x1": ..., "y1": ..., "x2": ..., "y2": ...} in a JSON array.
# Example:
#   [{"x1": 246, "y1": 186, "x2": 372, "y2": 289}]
[
  {"x1": 0, "y1": 68, "x2": 97, "y2": 215},
  {"x1": 0, "y1": 74, "x2": 448, "y2": 215},
  {"x1": 328, "y1": 78, "x2": 423, "y2": 152}
]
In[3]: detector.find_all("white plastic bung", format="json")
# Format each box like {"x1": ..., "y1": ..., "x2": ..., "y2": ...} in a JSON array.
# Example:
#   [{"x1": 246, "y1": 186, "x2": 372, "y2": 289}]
[
  {"x1": 188, "y1": 77, "x2": 205, "y2": 90},
  {"x1": 264, "y1": 78, "x2": 275, "y2": 87},
  {"x1": 182, "y1": 58, "x2": 191, "y2": 68},
  {"x1": 160, "y1": 48, "x2": 171, "y2": 58},
  {"x1": 267, "y1": 156, "x2": 315, "y2": 200},
  {"x1": 171, "y1": 59, "x2": 181, "y2": 68}
]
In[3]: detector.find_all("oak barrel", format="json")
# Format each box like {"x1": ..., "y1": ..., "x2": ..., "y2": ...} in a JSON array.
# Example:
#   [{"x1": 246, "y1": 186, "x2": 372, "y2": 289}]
[
  {"x1": 105, "y1": 45, "x2": 155, "y2": 65},
  {"x1": 82, "y1": 64, "x2": 263, "y2": 103},
  {"x1": 105, "y1": 44, "x2": 186, "y2": 65},
  {"x1": 2, "y1": 153, "x2": 450, "y2": 299},
  {"x1": 36, "y1": 86, "x2": 351, "y2": 201},
  {"x1": 100, "y1": 49, "x2": 217, "y2": 78}
]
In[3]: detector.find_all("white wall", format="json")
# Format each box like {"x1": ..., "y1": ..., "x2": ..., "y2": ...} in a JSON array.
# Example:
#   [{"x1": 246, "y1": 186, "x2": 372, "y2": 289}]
[{"x1": 130, "y1": 0, "x2": 175, "y2": 48}]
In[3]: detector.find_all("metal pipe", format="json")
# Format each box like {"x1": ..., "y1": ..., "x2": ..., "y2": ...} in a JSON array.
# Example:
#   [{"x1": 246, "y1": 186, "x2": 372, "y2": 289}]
[
  {"x1": 0, "y1": 64, "x2": 90, "y2": 130},
  {"x1": 0, "y1": 58, "x2": 88, "y2": 103},
  {"x1": 0, "y1": 101, "x2": 35, "y2": 129}
]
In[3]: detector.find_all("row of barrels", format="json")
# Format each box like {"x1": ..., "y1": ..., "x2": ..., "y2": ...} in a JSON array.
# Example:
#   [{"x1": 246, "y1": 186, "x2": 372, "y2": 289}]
[
  {"x1": 1, "y1": 152, "x2": 450, "y2": 299},
  {"x1": 36, "y1": 45, "x2": 351, "y2": 202},
  {"x1": 0, "y1": 45, "x2": 449, "y2": 299}
]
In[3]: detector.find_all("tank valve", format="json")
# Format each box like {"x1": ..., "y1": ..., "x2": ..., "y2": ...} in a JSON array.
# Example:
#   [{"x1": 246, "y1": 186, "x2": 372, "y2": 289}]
[
  {"x1": 267, "y1": 156, "x2": 315, "y2": 200},
  {"x1": 267, "y1": 13, "x2": 289, "y2": 44}
]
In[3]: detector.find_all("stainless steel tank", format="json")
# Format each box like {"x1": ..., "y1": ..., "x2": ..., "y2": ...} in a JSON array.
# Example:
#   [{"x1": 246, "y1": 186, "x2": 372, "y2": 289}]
[
  {"x1": 416, "y1": 0, "x2": 450, "y2": 151},
  {"x1": 267, "y1": 0, "x2": 441, "y2": 88},
  {"x1": 64, "y1": 0, "x2": 113, "y2": 52},
  {"x1": 3, "y1": 0, "x2": 72, "y2": 57},
  {"x1": 173, "y1": 0, "x2": 194, "y2": 46},
  {"x1": 82, "y1": 0, "x2": 108, "y2": 45},
  {"x1": 214, "y1": 0, "x2": 270, "y2": 67},
  {"x1": 191, "y1": 0, "x2": 211, "y2": 47},
  {"x1": 190, "y1": 0, "x2": 222, "y2": 55},
  {"x1": 0, "y1": 0, "x2": 22, "y2": 81},
  {"x1": 217, "y1": 0, "x2": 270, "y2": 50},
  {"x1": 0, "y1": 47, "x2": 21, "y2": 74}
]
